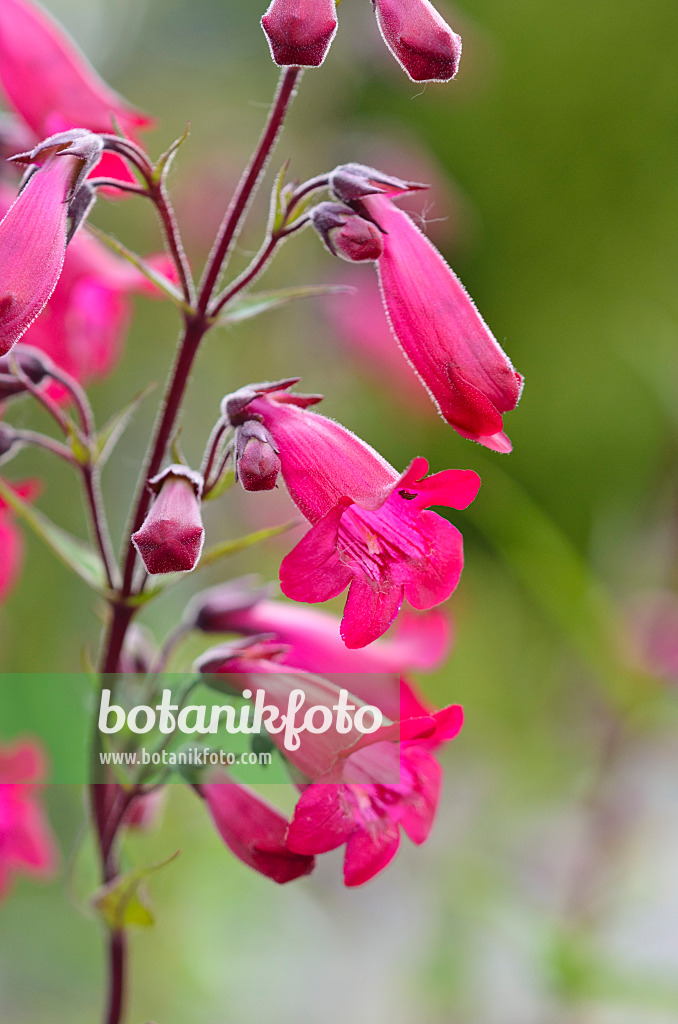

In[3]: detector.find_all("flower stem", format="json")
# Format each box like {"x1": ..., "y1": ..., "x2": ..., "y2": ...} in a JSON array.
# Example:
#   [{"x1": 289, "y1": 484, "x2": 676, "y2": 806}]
[{"x1": 198, "y1": 66, "x2": 302, "y2": 312}]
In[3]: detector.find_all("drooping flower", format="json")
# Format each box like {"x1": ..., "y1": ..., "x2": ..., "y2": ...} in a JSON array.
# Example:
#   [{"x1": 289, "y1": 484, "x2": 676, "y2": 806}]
[
  {"x1": 261, "y1": 0, "x2": 338, "y2": 68},
  {"x1": 202, "y1": 779, "x2": 315, "y2": 884},
  {"x1": 287, "y1": 740, "x2": 442, "y2": 885},
  {"x1": 132, "y1": 466, "x2": 205, "y2": 576},
  {"x1": 0, "y1": 133, "x2": 103, "y2": 356},
  {"x1": 0, "y1": 478, "x2": 39, "y2": 602},
  {"x1": 357, "y1": 191, "x2": 524, "y2": 452},
  {"x1": 222, "y1": 381, "x2": 480, "y2": 647},
  {"x1": 0, "y1": 0, "x2": 150, "y2": 184},
  {"x1": 372, "y1": 0, "x2": 462, "y2": 83},
  {"x1": 0, "y1": 740, "x2": 56, "y2": 899}
]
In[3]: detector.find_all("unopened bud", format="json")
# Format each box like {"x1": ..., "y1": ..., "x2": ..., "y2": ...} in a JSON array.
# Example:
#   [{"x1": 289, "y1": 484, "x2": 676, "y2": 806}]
[
  {"x1": 261, "y1": 0, "x2": 338, "y2": 68},
  {"x1": 0, "y1": 423, "x2": 20, "y2": 463},
  {"x1": 132, "y1": 465, "x2": 205, "y2": 575},
  {"x1": 311, "y1": 202, "x2": 384, "y2": 262},
  {"x1": 373, "y1": 0, "x2": 462, "y2": 83},
  {"x1": 235, "y1": 420, "x2": 281, "y2": 491},
  {"x1": 195, "y1": 636, "x2": 289, "y2": 675},
  {"x1": 183, "y1": 577, "x2": 270, "y2": 632},
  {"x1": 329, "y1": 162, "x2": 426, "y2": 205}
]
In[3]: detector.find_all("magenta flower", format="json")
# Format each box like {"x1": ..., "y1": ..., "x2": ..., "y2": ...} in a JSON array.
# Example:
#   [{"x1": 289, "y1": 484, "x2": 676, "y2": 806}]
[
  {"x1": 373, "y1": 0, "x2": 462, "y2": 83},
  {"x1": 202, "y1": 780, "x2": 315, "y2": 884},
  {"x1": 360, "y1": 192, "x2": 524, "y2": 452},
  {"x1": 224, "y1": 382, "x2": 480, "y2": 647},
  {"x1": 261, "y1": 0, "x2": 338, "y2": 68},
  {"x1": 287, "y1": 740, "x2": 443, "y2": 885},
  {"x1": 0, "y1": 137, "x2": 101, "y2": 357},
  {"x1": 0, "y1": 0, "x2": 149, "y2": 149},
  {"x1": 0, "y1": 478, "x2": 39, "y2": 603},
  {"x1": 0, "y1": 740, "x2": 56, "y2": 899},
  {"x1": 132, "y1": 466, "x2": 205, "y2": 576},
  {"x1": 311, "y1": 202, "x2": 384, "y2": 263},
  {"x1": 234, "y1": 420, "x2": 281, "y2": 492}
]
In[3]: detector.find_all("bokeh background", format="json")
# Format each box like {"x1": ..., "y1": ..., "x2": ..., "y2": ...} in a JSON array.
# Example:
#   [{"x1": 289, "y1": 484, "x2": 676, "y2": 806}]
[{"x1": 2, "y1": 0, "x2": 678, "y2": 1020}]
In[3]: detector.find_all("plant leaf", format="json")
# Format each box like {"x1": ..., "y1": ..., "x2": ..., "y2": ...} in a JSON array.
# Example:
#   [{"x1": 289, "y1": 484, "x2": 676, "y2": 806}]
[
  {"x1": 152, "y1": 125, "x2": 190, "y2": 184},
  {"x1": 0, "y1": 478, "x2": 106, "y2": 590},
  {"x1": 92, "y1": 851, "x2": 180, "y2": 931},
  {"x1": 199, "y1": 520, "x2": 300, "y2": 569},
  {"x1": 86, "y1": 225, "x2": 190, "y2": 312},
  {"x1": 217, "y1": 284, "x2": 352, "y2": 326},
  {"x1": 94, "y1": 384, "x2": 156, "y2": 465}
]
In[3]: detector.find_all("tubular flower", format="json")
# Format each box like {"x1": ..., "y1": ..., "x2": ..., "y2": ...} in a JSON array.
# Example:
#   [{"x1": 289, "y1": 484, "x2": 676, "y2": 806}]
[
  {"x1": 286, "y1": 740, "x2": 443, "y2": 885},
  {"x1": 0, "y1": 740, "x2": 56, "y2": 899},
  {"x1": 223, "y1": 382, "x2": 480, "y2": 647},
  {"x1": 0, "y1": 134, "x2": 102, "y2": 356},
  {"x1": 373, "y1": 0, "x2": 461, "y2": 83},
  {"x1": 0, "y1": 479, "x2": 39, "y2": 603},
  {"x1": 261, "y1": 0, "x2": 338, "y2": 68},
  {"x1": 359, "y1": 191, "x2": 524, "y2": 452},
  {"x1": 0, "y1": 0, "x2": 149, "y2": 186},
  {"x1": 202, "y1": 780, "x2": 315, "y2": 884}
]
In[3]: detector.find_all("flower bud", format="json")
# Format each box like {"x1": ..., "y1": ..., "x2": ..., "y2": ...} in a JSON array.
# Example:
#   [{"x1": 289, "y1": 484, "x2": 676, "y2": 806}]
[
  {"x1": 311, "y1": 202, "x2": 384, "y2": 262},
  {"x1": 373, "y1": 0, "x2": 462, "y2": 83},
  {"x1": 261, "y1": 0, "x2": 338, "y2": 68},
  {"x1": 132, "y1": 465, "x2": 205, "y2": 575},
  {"x1": 221, "y1": 379, "x2": 321, "y2": 427},
  {"x1": 234, "y1": 420, "x2": 281, "y2": 491},
  {"x1": 0, "y1": 423, "x2": 20, "y2": 463},
  {"x1": 329, "y1": 163, "x2": 426, "y2": 205},
  {"x1": 0, "y1": 345, "x2": 51, "y2": 400},
  {"x1": 183, "y1": 577, "x2": 270, "y2": 633},
  {"x1": 195, "y1": 636, "x2": 289, "y2": 675}
]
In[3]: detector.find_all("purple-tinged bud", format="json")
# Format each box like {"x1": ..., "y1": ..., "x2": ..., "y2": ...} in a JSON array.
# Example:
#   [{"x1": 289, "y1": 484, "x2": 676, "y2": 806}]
[
  {"x1": 118, "y1": 624, "x2": 158, "y2": 675},
  {"x1": 311, "y1": 202, "x2": 384, "y2": 262},
  {"x1": 0, "y1": 345, "x2": 50, "y2": 400},
  {"x1": 183, "y1": 577, "x2": 270, "y2": 633},
  {"x1": 0, "y1": 423, "x2": 20, "y2": 463},
  {"x1": 261, "y1": 0, "x2": 338, "y2": 68},
  {"x1": 195, "y1": 636, "x2": 289, "y2": 675},
  {"x1": 132, "y1": 465, "x2": 205, "y2": 576},
  {"x1": 221, "y1": 379, "x2": 321, "y2": 427},
  {"x1": 329, "y1": 163, "x2": 427, "y2": 205},
  {"x1": 234, "y1": 420, "x2": 281, "y2": 491},
  {"x1": 373, "y1": 0, "x2": 462, "y2": 83}
]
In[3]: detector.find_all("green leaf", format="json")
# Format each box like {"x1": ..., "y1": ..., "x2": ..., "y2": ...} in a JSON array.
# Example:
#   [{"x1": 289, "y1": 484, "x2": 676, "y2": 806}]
[
  {"x1": 199, "y1": 519, "x2": 300, "y2": 569},
  {"x1": 86, "y1": 225, "x2": 191, "y2": 313},
  {"x1": 152, "y1": 125, "x2": 190, "y2": 184},
  {"x1": 217, "y1": 284, "x2": 352, "y2": 326},
  {"x1": 0, "y1": 478, "x2": 106, "y2": 590},
  {"x1": 94, "y1": 384, "x2": 156, "y2": 465},
  {"x1": 271, "y1": 159, "x2": 291, "y2": 234},
  {"x1": 92, "y1": 851, "x2": 180, "y2": 931}
]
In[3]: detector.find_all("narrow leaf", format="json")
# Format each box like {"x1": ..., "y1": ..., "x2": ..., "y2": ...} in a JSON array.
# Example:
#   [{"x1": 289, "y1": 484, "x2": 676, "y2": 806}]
[
  {"x1": 95, "y1": 384, "x2": 156, "y2": 465},
  {"x1": 217, "y1": 284, "x2": 352, "y2": 326},
  {"x1": 153, "y1": 125, "x2": 190, "y2": 184},
  {"x1": 86, "y1": 225, "x2": 190, "y2": 312},
  {"x1": 0, "y1": 478, "x2": 106, "y2": 590},
  {"x1": 92, "y1": 851, "x2": 180, "y2": 931},
  {"x1": 199, "y1": 520, "x2": 300, "y2": 569}
]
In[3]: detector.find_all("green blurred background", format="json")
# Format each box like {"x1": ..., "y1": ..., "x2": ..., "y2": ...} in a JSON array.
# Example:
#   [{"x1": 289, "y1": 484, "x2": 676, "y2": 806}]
[{"x1": 2, "y1": 0, "x2": 678, "y2": 1020}]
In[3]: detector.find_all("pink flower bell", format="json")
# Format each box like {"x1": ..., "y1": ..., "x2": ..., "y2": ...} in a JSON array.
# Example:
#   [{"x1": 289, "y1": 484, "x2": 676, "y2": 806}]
[
  {"x1": 261, "y1": 0, "x2": 338, "y2": 68},
  {"x1": 0, "y1": 132, "x2": 102, "y2": 356},
  {"x1": 0, "y1": 0, "x2": 150, "y2": 140},
  {"x1": 373, "y1": 0, "x2": 462, "y2": 83},
  {"x1": 357, "y1": 190, "x2": 523, "y2": 452},
  {"x1": 223, "y1": 381, "x2": 480, "y2": 647},
  {"x1": 132, "y1": 465, "x2": 205, "y2": 575},
  {"x1": 202, "y1": 780, "x2": 315, "y2": 884},
  {"x1": 287, "y1": 740, "x2": 442, "y2": 885},
  {"x1": 0, "y1": 740, "x2": 56, "y2": 899}
]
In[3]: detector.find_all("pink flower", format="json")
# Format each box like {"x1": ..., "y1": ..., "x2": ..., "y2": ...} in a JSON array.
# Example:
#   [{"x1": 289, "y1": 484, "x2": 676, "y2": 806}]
[
  {"x1": 0, "y1": 0, "x2": 149, "y2": 183},
  {"x1": 202, "y1": 779, "x2": 315, "y2": 883},
  {"x1": 287, "y1": 740, "x2": 443, "y2": 885},
  {"x1": 373, "y1": 0, "x2": 462, "y2": 83},
  {"x1": 0, "y1": 478, "x2": 39, "y2": 602},
  {"x1": 132, "y1": 466, "x2": 205, "y2": 576},
  {"x1": 261, "y1": 0, "x2": 338, "y2": 68},
  {"x1": 224, "y1": 382, "x2": 480, "y2": 647},
  {"x1": 0, "y1": 148, "x2": 88, "y2": 356},
  {"x1": 360, "y1": 192, "x2": 524, "y2": 452},
  {"x1": 0, "y1": 740, "x2": 56, "y2": 899}
]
